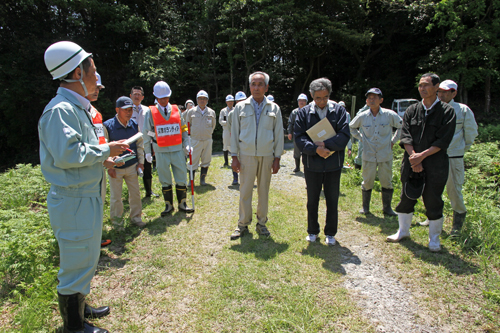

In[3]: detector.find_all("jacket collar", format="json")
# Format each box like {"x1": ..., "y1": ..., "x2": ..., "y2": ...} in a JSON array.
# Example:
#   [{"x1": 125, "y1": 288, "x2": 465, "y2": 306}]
[{"x1": 57, "y1": 87, "x2": 89, "y2": 111}]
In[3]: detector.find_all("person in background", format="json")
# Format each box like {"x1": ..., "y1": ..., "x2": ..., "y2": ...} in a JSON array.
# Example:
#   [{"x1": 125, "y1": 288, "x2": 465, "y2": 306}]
[
  {"x1": 220, "y1": 94, "x2": 234, "y2": 167},
  {"x1": 294, "y1": 78, "x2": 350, "y2": 246},
  {"x1": 288, "y1": 93, "x2": 308, "y2": 173},
  {"x1": 131, "y1": 85, "x2": 159, "y2": 199},
  {"x1": 349, "y1": 88, "x2": 402, "y2": 216},
  {"x1": 228, "y1": 91, "x2": 247, "y2": 186},
  {"x1": 230, "y1": 72, "x2": 284, "y2": 240},
  {"x1": 40, "y1": 41, "x2": 128, "y2": 333},
  {"x1": 184, "y1": 90, "x2": 217, "y2": 186},
  {"x1": 338, "y1": 101, "x2": 352, "y2": 158},
  {"x1": 143, "y1": 81, "x2": 194, "y2": 215},
  {"x1": 419, "y1": 79, "x2": 478, "y2": 233},
  {"x1": 104, "y1": 96, "x2": 145, "y2": 228}
]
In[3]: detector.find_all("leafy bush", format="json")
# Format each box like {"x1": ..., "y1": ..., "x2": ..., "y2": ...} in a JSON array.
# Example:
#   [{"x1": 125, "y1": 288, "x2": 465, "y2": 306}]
[
  {"x1": 477, "y1": 123, "x2": 500, "y2": 142},
  {"x1": 0, "y1": 164, "x2": 50, "y2": 210}
]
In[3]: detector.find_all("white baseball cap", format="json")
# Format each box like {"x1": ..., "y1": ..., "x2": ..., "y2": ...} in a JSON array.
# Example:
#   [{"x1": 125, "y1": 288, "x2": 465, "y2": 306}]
[
  {"x1": 297, "y1": 93, "x2": 308, "y2": 101},
  {"x1": 226, "y1": 94, "x2": 234, "y2": 101},
  {"x1": 197, "y1": 90, "x2": 209, "y2": 99},
  {"x1": 439, "y1": 80, "x2": 458, "y2": 91},
  {"x1": 235, "y1": 91, "x2": 247, "y2": 101},
  {"x1": 153, "y1": 81, "x2": 171, "y2": 98},
  {"x1": 96, "y1": 72, "x2": 104, "y2": 88}
]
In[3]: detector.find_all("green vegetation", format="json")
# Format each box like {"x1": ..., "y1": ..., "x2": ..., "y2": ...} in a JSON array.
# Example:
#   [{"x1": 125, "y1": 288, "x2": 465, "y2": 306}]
[{"x1": 1, "y1": 139, "x2": 499, "y2": 331}]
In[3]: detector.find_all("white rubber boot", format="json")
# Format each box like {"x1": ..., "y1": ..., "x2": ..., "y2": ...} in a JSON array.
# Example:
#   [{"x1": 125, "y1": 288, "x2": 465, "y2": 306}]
[
  {"x1": 419, "y1": 218, "x2": 429, "y2": 226},
  {"x1": 428, "y1": 217, "x2": 444, "y2": 252},
  {"x1": 386, "y1": 212, "x2": 412, "y2": 242}
]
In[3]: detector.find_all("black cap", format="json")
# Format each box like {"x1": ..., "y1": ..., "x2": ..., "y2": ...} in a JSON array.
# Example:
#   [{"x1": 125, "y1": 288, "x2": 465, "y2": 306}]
[
  {"x1": 404, "y1": 171, "x2": 425, "y2": 200},
  {"x1": 365, "y1": 88, "x2": 383, "y2": 97},
  {"x1": 116, "y1": 96, "x2": 133, "y2": 109}
]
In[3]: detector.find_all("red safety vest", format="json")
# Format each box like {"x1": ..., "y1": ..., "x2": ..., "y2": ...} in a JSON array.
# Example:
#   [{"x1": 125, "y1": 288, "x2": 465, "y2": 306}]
[
  {"x1": 151, "y1": 104, "x2": 183, "y2": 147},
  {"x1": 90, "y1": 106, "x2": 106, "y2": 144}
]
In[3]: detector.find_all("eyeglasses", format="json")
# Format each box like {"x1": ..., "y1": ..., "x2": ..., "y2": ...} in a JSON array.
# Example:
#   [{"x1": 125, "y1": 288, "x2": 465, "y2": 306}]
[{"x1": 313, "y1": 96, "x2": 329, "y2": 102}]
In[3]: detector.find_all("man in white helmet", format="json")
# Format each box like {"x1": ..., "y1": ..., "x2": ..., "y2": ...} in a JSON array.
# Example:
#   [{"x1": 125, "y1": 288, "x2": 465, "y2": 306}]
[
  {"x1": 419, "y1": 79, "x2": 478, "y2": 232},
  {"x1": 227, "y1": 91, "x2": 247, "y2": 185},
  {"x1": 143, "y1": 81, "x2": 194, "y2": 216},
  {"x1": 39, "y1": 41, "x2": 129, "y2": 333},
  {"x1": 184, "y1": 90, "x2": 217, "y2": 186},
  {"x1": 230, "y1": 72, "x2": 284, "y2": 239},
  {"x1": 219, "y1": 94, "x2": 234, "y2": 167},
  {"x1": 288, "y1": 93, "x2": 308, "y2": 172}
]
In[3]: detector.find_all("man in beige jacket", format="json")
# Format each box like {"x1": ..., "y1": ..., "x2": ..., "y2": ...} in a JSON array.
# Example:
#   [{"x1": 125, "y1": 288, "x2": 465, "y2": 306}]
[
  {"x1": 184, "y1": 90, "x2": 217, "y2": 186},
  {"x1": 230, "y1": 71, "x2": 284, "y2": 239}
]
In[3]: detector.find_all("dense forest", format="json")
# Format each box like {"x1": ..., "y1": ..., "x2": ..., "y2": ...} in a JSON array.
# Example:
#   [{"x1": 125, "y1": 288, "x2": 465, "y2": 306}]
[{"x1": 0, "y1": 0, "x2": 499, "y2": 168}]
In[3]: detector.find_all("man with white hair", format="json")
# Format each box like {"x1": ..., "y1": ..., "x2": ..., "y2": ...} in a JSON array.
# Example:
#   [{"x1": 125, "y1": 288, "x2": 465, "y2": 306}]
[
  {"x1": 219, "y1": 94, "x2": 234, "y2": 167},
  {"x1": 288, "y1": 93, "x2": 308, "y2": 172},
  {"x1": 419, "y1": 79, "x2": 478, "y2": 232},
  {"x1": 230, "y1": 72, "x2": 284, "y2": 239},
  {"x1": 184, "y1": 90, "x2": 217, "y2": 186},
  {"x1": 143, "y1": 81, "x2": 194, "y2": 215}
]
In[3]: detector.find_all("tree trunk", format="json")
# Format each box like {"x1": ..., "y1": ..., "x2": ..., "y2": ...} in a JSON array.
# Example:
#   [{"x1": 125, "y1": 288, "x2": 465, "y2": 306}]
[{"x1": 485, "y1": 74, "x2": 491, "y2": 113}]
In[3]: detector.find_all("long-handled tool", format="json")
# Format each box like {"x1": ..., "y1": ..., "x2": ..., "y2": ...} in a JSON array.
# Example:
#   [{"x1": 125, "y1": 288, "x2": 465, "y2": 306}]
[{"x1": 187, "y1": 122, "x2": 195, "y2": 210}]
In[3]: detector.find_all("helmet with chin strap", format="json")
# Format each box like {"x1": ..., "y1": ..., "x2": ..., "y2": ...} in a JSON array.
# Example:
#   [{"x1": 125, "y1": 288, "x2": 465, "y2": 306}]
[{"x1": 44, "y1": 41, "x2": 93, "y2": 96}]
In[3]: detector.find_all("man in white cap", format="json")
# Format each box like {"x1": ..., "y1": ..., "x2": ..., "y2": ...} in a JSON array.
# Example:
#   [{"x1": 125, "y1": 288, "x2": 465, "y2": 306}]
[
  {"x1": 338, "y1": 101, "x2": 353, "y2": 157},
  {"x1": 219, "y1": 94, "x2": 234, "y2": 167},
  {"x1": 40, "y1": 41, "x2": 129, "y2": 333},
  {"x1": 143, "y1": 81, "x2": 194, "y2": 215},
  {"x1": 104, "y1": 96, "x2": 145, "y2": 228},
  {"x1": 288, "y1": 93, "x2": 308, "y2": 172},
  {"x1": 184, "y1": 90, "x2": 217, "y2": 186},
  {"x1": 350, "y1": 88, "x2": 402, "y2": 216},
  {"x1": 130, "y1": 85, "x2": 159, "y2": 198},
  {"x1": 227, "y1": 91, "x2": 247, "y2": 185},
  {"x1": 183, "y1": 99, "x2": 194, "y2": 121},
  {"x1": 419, "y1": 79, "x2": 478, "y2": 232},
  {"x1": 387, "y1": 73, "x2": 456, "y2": 252},
  {"x1": 230, "y1": 72, "x2": 284, "y2": 239}
]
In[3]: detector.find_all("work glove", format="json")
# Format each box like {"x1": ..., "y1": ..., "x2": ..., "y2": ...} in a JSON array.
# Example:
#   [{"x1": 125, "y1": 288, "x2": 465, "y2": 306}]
[
  {"x1": 185, "y1": 145, "x2": 193, "y2": 155},
  {"x1": 146, "y1": 153, "x2": 153, "y2": 163}
]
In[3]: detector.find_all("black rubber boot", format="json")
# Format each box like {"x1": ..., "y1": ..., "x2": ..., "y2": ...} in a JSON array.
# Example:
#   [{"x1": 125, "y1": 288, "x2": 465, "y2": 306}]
[
  {"x1": 161, "y1": 185, "x2": 174, "y2": 216},
  {"x1": 84, "y1": 304, "x2": 110, "y2": 319},
  {"x1": 354, "y1": 163, "x2": 362, "y2": 170},
  {"x1": 293, "y1": 158, "x2": 300, "y2": 172},
  {"x1": 359, "y1": 189, "x2": 372, "y2": 214},
  {"x1": 200, "y1": 167, "x2": 208, "y2": 186},
  {"x1": 382, "y1": 187, "x2": 397, "y2": 216},
  {"x1": 223, "y1": 151, "x2": 229, "y2": 167},
  {"x1": 176, "y1": 185, "x2": 194, "y2": 212},
  {"x1": 232, "y1": 172, "x2": 239, "y2": 185},
  {"x1": 187, "y1": 170, "x2": 196, "y2": 188},
  {"x1": 451, "y1": 211, "x2": 466, "y2": 233},
  {"x1": 144, "y1": 179, "x2": 159, "y2": 198},
  {"x1": 58, "y1": 292, "x2": 108, "y2": 333}
]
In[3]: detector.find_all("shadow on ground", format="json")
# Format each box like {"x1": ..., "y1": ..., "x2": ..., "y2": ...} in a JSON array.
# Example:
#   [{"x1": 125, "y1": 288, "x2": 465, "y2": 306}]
[
  {"x1": 229, "y1": 233, "x2": 289, "y2": 260},
  {"x1": 300, "y1": 240, "x2": 361, "y2": 275}
]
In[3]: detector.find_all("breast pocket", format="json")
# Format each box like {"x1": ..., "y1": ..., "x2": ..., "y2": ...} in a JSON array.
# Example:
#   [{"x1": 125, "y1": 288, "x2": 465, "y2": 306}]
[
  {"x1": 240, "y1": 112, "x2": 254, "y2": 130},
  {"x1": 379, "y1": 123, "x2": 391, "y2": 136},
  {"x1": 264, "y1": 112, "x2": 276, "y2": 130},
  {"x1": 362, "y1": 124, "x2": 374, "y2": 137},
  {"x1": 205, "y1": 116, "x2": 214, "y2": 128}
]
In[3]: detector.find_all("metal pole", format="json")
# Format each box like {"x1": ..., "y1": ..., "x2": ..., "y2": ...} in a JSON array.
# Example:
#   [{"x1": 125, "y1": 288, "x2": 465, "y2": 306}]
[{"x1": 187, "y1": 122, "x2": 195, "y2": 210}]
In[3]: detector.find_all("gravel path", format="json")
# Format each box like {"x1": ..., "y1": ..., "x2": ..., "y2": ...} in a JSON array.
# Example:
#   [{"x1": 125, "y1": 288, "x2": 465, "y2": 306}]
[{"x1": 273, "y1": 146, "x2": 439, "y2": 333}]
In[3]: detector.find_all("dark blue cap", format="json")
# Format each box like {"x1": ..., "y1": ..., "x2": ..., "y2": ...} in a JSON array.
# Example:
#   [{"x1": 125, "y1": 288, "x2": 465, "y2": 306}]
[
  {"x1": 365, "y1": 88, "x2": 383, "y2": 97},
  {"x1": 116, "y1": 96, "x2": 133, "y2": 109}
]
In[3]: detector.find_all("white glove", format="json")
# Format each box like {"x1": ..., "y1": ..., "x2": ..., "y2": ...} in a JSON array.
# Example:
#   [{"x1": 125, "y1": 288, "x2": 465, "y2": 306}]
[
  {"x1": 146, "y1": 153, "x2": 153, "y2": 163},
  {"x1": 185, "y1": 145, "x2": 193, "y2": 155}
]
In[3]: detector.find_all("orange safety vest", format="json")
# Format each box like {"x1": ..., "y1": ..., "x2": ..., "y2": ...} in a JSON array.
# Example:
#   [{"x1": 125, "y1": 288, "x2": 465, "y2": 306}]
[
  {"x1": 90, "y1": 106, "x2": 106, "y2": 144},
  {"x1": 151, "y1": 104, "x2": 183, "y2": 147}
]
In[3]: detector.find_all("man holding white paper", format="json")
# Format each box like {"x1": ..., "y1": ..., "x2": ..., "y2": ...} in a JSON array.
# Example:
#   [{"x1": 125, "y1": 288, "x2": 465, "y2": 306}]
[
  {"x1": 294, "y1": 78, "x2": 350, "y2": 246},
  {"x1": 349, "y1": 88, "x2": 402, "y2": 216}
]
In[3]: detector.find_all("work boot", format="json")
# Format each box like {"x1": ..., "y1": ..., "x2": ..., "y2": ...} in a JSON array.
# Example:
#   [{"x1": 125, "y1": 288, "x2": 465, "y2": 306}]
[
  {"x1": 144, "y1": 178, "x2": 159, "y2": 198},
  {"x1": 200, "y1": 167, "x2": 208, "y2": 186},
  {"x1": 359, "y1": 189, "x2": 371, "y2": 214},
  {"x1": 58, "y1": 292, "x2": 108, "y2": 333},
  {"x1": 230, "y1": 226, "x2": 248, "y2": 240},
  {"x1": 176, "y1": 185, "x2": 194, "y2": 213},
  {"x1": 354, "y1": 163, "x2": 362, "y2": 170},
  {"x1": 161, "y1": 185, "x2": 174, "y2": 216},
  {"x1": 381, "y1": 187, "x2": 397, "y2": 216},
  {"x1": 428, "y1": 217, "x2": 444, "y2": 252},
  {"x1": 223, "y1": 151, "x2": 229, "y2": 167},
  {"x1": 419, "y1": 219, "x2": 430, "y2": 226},
  {"x1": 451, "y1": 211, "x2": 466, "y2": 233},
  {"x1": 84, "y1": 304, "x2": 110, "y2": 319},
  {"x1": 386, "y1": 212, "x2": 412, "y2": 242},
  {"x1": 232, "y1": 172, "x2": 239, "y2": 185},
  {"x1": 293, "y1": 158, "x2": 300, "y2": 173},
  {"x1": 187, "y1": 170, "x2": 196, "y2": 188}
]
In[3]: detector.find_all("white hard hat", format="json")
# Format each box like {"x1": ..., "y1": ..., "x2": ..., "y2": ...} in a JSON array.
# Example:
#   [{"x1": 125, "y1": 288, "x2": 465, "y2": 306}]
[
  {"x1": 185, "y1": 99, "x2": 194, "y2": 108},
  {"x1": 297, "y1": 93, "x2": 308, "y2": 101},
  {"x1": 153, "y1": 81, "x2": 171, "y2": 98},
  {"x1": 235, "y1": 91, "x2": 247, "y2": 101},
  {"x1": 338, "y1": 101, "x2": 346, "y2": 107},
  {"x1": 197, "y1": 90, "x2": 209, "y2": 99},
  {"x1": 267, "y1": 95, "x2": 274, "y2": 102},
  {"x1": 96, "y1": 72, "x2": 104, "y2": 88},
  {"x1": 44, "y1": 41, "x2": 92, "y2": 80},
  {"x1": 226, "y1": 94, "x2": 234, "y2": 101}
]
